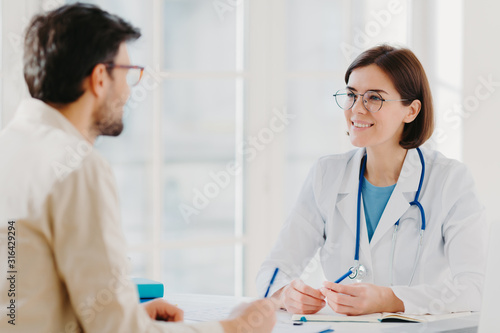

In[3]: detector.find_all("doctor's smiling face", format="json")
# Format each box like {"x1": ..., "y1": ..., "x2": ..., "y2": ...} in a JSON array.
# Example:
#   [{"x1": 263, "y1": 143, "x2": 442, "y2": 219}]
[
  {"x1": 344, "y1": 64, "x2": 421, "y2": 149},
  {"x1": 340, "y1": 45, "x2": 434, "y2": 152}
]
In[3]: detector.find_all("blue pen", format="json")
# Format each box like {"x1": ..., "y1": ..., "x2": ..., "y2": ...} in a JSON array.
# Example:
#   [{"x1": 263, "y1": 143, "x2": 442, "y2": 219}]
[
  {"x1": 334, "y1": 269, "x2": 352, "y2": 284},
  {"x1": 264, "y1": 267, "x2": 279, "y2": 298}
]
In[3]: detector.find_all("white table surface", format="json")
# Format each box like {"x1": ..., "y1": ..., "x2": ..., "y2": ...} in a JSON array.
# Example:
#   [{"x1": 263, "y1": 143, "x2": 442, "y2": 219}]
[{"x1": 164, "y1": 293, "x2": 479, "y2": 333}]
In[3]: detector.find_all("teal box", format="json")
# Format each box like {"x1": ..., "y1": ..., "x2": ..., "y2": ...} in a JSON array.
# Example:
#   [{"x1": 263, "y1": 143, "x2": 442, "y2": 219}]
[{"x1": 132, "y1": 278, "x2": 164, "y2": 299}]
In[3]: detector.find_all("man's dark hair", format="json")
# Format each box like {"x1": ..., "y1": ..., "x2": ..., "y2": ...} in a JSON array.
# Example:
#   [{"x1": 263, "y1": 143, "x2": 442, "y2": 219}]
[{"x1": 23, "y1": 3, "x2": 141, "y2": 104}]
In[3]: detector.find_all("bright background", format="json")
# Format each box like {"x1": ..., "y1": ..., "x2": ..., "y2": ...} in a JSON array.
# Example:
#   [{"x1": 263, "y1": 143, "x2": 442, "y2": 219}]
[{"x1": 0, "y1": 0, "x2": 498, "y2": 297}]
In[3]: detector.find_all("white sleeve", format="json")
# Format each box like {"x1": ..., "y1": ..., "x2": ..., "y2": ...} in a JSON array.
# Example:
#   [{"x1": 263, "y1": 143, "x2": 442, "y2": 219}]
[
  {"x1": 50, "y1": 155, "x2": 224, "y2": 333},
  {"x1": 391, "y1": 163, "x2": 488, "y2": 314},
  {"x1": 256, "y1": 161, "x2": 327, "y2": 297}
]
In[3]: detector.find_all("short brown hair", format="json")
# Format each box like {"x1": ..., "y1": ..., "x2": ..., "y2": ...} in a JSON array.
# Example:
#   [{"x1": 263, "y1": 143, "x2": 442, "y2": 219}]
[
  {"x1": 24, "y1": 3, "x2": 141, "y2": 104},
  {"x1": 345, "y1": 45, "x2": 434, "y2": 149}
]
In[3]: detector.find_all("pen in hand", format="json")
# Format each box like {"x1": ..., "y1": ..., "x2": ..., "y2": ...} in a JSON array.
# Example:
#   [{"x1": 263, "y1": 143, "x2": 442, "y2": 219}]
[
  {"x1": 264, "y1": 267, "x2": 279, "y2": 298},
  {"x1": 334, "y1": 269, "x2": 352, "y2": 284}
]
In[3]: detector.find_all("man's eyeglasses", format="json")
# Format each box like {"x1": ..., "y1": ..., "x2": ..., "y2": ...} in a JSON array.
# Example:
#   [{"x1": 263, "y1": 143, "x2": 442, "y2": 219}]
[
  {"x1": 333, "y1": 88, "x2": 409, "y2": 113},
  {"x1": 104, "y1": 63, "x2": 145, "y2": 87}
]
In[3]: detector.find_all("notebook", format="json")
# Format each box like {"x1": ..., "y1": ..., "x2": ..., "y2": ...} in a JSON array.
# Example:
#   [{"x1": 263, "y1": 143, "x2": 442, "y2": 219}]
[{"x1": 292, "y1": 311, "x2": 472, "y2": 323}]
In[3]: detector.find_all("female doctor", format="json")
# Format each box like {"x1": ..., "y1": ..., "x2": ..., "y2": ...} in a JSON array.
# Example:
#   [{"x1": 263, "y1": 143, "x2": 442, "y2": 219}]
[{"x1": 256, "y1": 45, "x2": 487, "y2": 315}]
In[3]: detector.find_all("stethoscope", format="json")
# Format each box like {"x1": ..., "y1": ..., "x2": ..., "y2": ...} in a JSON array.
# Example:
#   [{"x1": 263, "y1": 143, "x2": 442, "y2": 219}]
[{"x1": 339, "y1": 147, "x2": 426, "y2": 287}]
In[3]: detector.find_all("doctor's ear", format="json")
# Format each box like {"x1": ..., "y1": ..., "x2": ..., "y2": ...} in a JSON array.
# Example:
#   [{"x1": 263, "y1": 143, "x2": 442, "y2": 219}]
[{"x1": 403, "y1": 99, "x2": 421, "y2": 123}]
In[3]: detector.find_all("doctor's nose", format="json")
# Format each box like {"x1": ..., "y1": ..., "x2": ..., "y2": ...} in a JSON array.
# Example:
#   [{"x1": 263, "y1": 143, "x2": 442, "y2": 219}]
[{"x1": 351, "y1": 97, "x2": 368, "y2": 114}]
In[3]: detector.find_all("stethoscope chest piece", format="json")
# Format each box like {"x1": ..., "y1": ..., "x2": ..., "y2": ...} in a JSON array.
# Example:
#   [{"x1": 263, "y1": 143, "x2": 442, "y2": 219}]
[{"x1": 348, "y1": 264, "x2": 366, "y2": 282}]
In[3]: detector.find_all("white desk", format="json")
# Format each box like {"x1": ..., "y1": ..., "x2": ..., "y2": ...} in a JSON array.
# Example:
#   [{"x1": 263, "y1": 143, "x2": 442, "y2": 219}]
[{"x1": 165, "y1": 293, "x2": 479, "y2": 333}]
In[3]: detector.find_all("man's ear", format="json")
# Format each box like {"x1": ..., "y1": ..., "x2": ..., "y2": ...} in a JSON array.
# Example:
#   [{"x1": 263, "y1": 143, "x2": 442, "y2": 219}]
[
  {"x1": 88, "y1": 64, "x2": 108, "y2": 98},
  {"x1": 404, "y1": 99, "x2": 421, "y2": 123}
]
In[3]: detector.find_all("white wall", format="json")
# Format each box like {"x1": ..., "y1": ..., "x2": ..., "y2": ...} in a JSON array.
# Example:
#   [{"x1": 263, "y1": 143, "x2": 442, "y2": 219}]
[
  {"x1": 1, "y1": 1, "x2": 38, "y2": 126},
  {"x1": 462, "y1": 0, "x2": 500, "y2": 223}
]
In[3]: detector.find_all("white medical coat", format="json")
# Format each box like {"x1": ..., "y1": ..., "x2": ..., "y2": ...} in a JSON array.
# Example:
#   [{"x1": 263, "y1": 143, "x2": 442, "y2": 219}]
[
  {"x1": 0, "y1": 99, "x2": 223, "y2": 332},
  {"x1": 256, "y1": 147, "x2": 487, "y2": 315}
]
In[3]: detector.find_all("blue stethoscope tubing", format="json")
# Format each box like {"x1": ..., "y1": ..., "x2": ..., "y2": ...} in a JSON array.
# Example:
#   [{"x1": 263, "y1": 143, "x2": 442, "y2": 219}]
[{"x1": 347, "y1": 147, "x2": 426, "y2": 286}]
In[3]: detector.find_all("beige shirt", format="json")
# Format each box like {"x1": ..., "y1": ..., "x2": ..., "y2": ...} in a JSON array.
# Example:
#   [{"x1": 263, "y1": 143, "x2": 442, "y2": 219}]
[{"x1": 0, "y1": 99, "x2": 224, "y2": 333}]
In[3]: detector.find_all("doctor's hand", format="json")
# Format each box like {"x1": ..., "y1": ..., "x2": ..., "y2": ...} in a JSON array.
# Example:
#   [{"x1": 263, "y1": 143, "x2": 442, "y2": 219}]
[
  {"x1": 142, "y1": 299, "x2": 184, "y2": 322},
  {"x1": 320, "y1": 281, "x2": 404, "y2": 315},
  {"x1": 273, "y1": 279, "x2": 326, "y2": 314}
]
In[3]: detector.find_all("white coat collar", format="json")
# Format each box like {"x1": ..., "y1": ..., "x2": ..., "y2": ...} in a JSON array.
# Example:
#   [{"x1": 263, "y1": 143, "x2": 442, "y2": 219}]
[{"x1": 336, "y1": 148, "x2": 424, "y2": 250}]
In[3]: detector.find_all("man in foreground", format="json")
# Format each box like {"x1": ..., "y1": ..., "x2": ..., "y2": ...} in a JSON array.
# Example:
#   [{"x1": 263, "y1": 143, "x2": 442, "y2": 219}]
[{"x1": 0, "y1": 3, "x2": 276, "y2": 332}]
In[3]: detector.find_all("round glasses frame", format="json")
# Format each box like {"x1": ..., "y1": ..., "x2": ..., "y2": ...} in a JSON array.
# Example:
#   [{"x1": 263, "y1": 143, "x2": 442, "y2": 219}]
[
  {"x1": 333, "y1": 88, "x2": 409, "y2": 113},
  {"x1": 104, "y1": 63, "x2": 145, "y2": 87}
]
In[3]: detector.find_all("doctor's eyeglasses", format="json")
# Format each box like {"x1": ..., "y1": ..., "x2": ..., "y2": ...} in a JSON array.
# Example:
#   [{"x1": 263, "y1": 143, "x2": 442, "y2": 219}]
[
  {"x1": 104, "y1": 63, "x2": 145, "y2": 87},
  {"x1": 333, "y1": 88, "x2": 409, "y2": 113}
]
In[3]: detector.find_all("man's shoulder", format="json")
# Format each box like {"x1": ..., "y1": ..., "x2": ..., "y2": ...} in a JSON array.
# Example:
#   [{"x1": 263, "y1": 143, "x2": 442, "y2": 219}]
[
  {"x1": 50, "y1": 141, "x2": 108, "y2": 183},
  {"x1": 0, "y1": 119, "x2": 110, "y2": 221},
  {"x1": 0, "y1": 98, "x2": 106, "y2": 176}
]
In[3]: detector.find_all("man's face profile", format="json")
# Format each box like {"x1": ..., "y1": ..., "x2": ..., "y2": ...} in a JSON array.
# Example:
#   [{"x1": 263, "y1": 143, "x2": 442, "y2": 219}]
[{"x1": 93, "y1": 43, "x2": 132, "y2": 137}]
